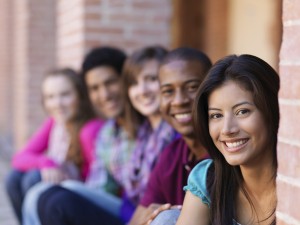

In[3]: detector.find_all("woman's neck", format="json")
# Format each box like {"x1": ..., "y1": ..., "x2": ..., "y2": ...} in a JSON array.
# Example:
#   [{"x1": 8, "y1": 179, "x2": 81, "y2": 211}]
[
  {"x1": 243, "y1": 169, "x2": 275, "y2": 197},
  {"x1": 237, "y1": 156, "x2": 277, "y2": 224},
  {"x1": 148, "y1": 112, "x2": 162, "y2": 129},
  {"x1": 240, "y1": 150, "x2": 276, "y2": 198},
  {"x1": 182, "y1": 136, "x2": 207, "y2": 160}
]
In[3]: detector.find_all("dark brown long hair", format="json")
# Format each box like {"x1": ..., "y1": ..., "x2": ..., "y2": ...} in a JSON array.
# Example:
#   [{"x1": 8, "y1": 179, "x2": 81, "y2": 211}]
[
  {"x1": 193, "y1": 54, "x2": 280, "y2": 224},
  {"x1": 43, "y1": 68, "x2": 95, "y2": 170},
  {"x1": 122, "y1": 46, "x2": 167, "y2": 138}
]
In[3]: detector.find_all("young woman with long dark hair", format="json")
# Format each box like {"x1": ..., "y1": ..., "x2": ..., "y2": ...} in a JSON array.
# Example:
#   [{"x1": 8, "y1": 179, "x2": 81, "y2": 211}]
[{"x1": 177, "y1": 54, "x2": 279, "y2": 225}]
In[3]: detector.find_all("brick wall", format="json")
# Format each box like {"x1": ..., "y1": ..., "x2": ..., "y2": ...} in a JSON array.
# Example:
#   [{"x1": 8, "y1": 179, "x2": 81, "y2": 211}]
[
  {"x1": 0, "y1": 0, "x2": 13, "y2": 131},
  {"x1": 13, "y1": 0, "x2": 56, "y2": 148},
  {"x1": 83, "y1": 0, "x2": 172, "y2": 53},
  {"x1": 0, "y1": 0, "x2": 14, "y2": 154},
  {"x1": 57, "y1": 0, "x2": 172, "y2": 70},
  {"x1": 277, "y1": 0, "x2": 300, "y2": 224},
  {"x1": 0, "y1": 0, "x2": 173, "y2": 150},
  {"x1": 56, "y1": 0, "x2": 86, "y2": 70}
]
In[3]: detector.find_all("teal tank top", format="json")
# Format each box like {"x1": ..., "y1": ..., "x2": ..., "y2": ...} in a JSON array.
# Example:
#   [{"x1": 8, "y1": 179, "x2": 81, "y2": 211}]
[{"x1": 184, "y1": 159, "x2": 241, "y2": 225}]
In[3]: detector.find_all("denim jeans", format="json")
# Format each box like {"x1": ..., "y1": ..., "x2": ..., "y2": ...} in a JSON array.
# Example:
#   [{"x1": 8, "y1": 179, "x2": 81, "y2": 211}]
[
  {"x1": 22, "y1": 182, "x2": 53, "y2": 225},
  {"x1": 38, "y1": 186, "x2": 124, "y2": 225},
  {"x1": 61, "y1": 180, "x2": 122, "y2": 217},
  {"x1": 5, "y1": 169, "x2": 41, "y2": 223},
  {"x1": 150, "y1": 209, "x2": 181, "y2": 225},
  {"x1": 23, "y1": 180, "x2": 123, "y2": 225}
]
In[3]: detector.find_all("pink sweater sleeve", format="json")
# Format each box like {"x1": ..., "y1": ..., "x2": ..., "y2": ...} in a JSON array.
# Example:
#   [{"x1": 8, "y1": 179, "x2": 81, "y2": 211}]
[
  {"x1": 79, "y1": 118, "x2": 105, "y2": 181},
  {"x1": 12, "y1": 118, "x2": 58, "y2": 171}
]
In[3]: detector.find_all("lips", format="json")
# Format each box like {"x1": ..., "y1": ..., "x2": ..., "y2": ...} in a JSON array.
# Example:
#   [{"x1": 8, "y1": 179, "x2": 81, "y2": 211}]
[
  {"x1": 223, "y1": 138, "x2": 249, "y2": 152},
  {"x1": 139, "y1": 96, "x2": 157, "y2": 106},
  {"x1": 103, "y1": 99, "x2": 119, "y2": 111},
  {"x1": 173, "y1": 112, "x2": 192, "y2": 123}
]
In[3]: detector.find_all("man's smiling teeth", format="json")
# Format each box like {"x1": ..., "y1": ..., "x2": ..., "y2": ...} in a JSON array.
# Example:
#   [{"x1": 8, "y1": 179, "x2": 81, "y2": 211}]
[
  {"x1": 225, "y1": 139, "x2": 247, "y2": 148},
  {"x1": 174, "y1": 113, "x2": 191, "y2": 119}
]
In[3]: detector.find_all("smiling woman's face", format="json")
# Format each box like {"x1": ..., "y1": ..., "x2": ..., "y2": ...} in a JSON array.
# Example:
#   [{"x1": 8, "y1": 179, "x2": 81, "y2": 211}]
[
  {"x1": 128, "y1": 59, "x2": 160, "y2": 117},
  {"x1": 42, "y1": 75, "x2": 79, "y2": 123},
  {"x1": 208, "y1": 80, "x2": 270, "y2": 167}
]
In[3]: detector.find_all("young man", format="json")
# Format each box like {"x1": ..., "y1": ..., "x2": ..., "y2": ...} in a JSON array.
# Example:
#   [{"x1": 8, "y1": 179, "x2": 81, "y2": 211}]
[{"x1": 129, "y1": 47, "x2": 212, "y2": 225}]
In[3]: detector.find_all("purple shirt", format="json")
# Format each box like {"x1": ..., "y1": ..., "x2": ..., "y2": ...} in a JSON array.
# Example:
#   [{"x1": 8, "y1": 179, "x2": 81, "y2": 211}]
[
  {"x1": 140, "y1": 137, "x2": 209, "y2": 207},
  {"x1": 124, "y1": 120, "x2": 177, "y2": 205}
]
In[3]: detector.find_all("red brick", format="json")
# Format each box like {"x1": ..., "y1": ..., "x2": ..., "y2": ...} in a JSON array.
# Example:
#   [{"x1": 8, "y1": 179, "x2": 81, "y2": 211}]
[
  {"x1": 282, "y1": 0, "x2": 300, "y2": 21},
  {"x1": 277, "y1": 179, "x2": 300, "y2": 221},
  {"x1": 278, "y1": 104, "x2": 300, "y2": 140},
  {"x1": 132, "y1": 27, "x2": 167, "y2": 37},
  {"x1": 86, "y1": 0, "x2": 102, "y2": 4},
  {"x1": 85, "y1": 12, "x2": 101, "y2": 20},
  {"x1": 58, "y1": 0, "x2": 83, "y2": 15},
  {"x1": 86, "y1": 26, "x2": 124, "y2": 35},
  {"x1": 280, "y1": 25, "x2": 300, "y2": 62},
  {"x1": 152, "y1": 14, "x2": 172, "y2": 23},
  {"x1": 277, "y1": 142, "x2": 300, "y2": 179},
  {"x1": 108, "y1": 13, "x2": 153, "y2": 24},
  {"x1": 106, "y1": 0, "x2": 126, "y2": 8},
  {"x1": 279, "y1": 65, "x2": 300, "y2": 99},
  {"x1": 85, "y1": 40, "x2": 103, "y2": 50},
  {"x1": 132, "y1": 0, "x2": 169, "y2": 10}
]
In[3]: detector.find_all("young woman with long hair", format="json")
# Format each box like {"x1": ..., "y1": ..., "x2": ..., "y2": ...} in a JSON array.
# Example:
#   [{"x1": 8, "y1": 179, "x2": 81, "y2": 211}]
[
  {"x1": 5, "y1": 68, "x2": 99, "y2": 224},
  {"x1": 177, "y1": 54, "x2": 279, "y2": 225}
]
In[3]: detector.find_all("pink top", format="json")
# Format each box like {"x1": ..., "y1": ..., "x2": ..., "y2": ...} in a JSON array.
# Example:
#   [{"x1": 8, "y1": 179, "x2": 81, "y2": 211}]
[
  {"x1": 12, "y1": 117, "x2": 104, "y2": 180},
  {"x1": 79, "y1": 118, "x2": 104, "y2": 180}
]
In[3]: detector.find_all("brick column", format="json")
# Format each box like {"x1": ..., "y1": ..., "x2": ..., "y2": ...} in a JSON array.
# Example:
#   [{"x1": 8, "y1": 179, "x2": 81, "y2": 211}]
[
  {"x1": 57, "y1": 0, "x2": 172, "y2": 69},
  {"x1": 0, "y1": 0, "x2": 14, "y2": 154},
  {"x1": 277, "y1": 0, "x2": 300, "y2": 224},
  {"x1": 13, "y1": 0, "x2": 56, "y2": 148},
  {"x1": 56, "y1": 0, "x2": 86, "y2": 70}
]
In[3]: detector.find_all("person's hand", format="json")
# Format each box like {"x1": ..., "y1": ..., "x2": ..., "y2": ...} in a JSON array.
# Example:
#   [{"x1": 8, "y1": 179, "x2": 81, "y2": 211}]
[
  {"x1": 145, "y1": 203, "x2": 182, "y2": 225},
  {"x1": 41, "y1": 167, "x2": 67, "y2": 184}
]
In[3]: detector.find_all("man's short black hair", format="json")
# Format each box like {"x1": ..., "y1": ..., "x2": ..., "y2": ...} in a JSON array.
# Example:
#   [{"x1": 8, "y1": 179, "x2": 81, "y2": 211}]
[{"x1": 81, "y1": 46, "x2": 126, "y2": 78}]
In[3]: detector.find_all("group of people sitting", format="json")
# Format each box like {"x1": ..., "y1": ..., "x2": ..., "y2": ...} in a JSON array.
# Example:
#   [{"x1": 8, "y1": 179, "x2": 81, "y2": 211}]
[{"x1": 5, "y1": 45, "x2": 279, "y2": 225}]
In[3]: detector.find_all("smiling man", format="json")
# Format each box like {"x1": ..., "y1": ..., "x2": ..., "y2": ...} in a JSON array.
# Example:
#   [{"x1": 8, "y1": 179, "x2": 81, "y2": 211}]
[{"x1": 129, "y1": 47, "x2": 212, "y2": 225}]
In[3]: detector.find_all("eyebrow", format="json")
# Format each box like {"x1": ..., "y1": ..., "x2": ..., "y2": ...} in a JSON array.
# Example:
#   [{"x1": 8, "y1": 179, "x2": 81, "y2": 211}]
[
  {"x1": 160, "y1": 79, "x2": 200, "y2": 88},
  {"x1": 145, "y1": 73, "x2": 157, "y2": 77},
  {"x1": 208, "y1": 101, "x2": 254, "y2": 111},
  {"x1": 160, "y1": 84, "x2": 172, "y2": 89}
]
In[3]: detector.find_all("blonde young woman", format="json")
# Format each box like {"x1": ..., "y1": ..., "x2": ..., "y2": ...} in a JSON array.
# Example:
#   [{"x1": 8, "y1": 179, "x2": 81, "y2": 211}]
[{"x1": 5, "y1": 68, "x2": 100, "y2": 224}]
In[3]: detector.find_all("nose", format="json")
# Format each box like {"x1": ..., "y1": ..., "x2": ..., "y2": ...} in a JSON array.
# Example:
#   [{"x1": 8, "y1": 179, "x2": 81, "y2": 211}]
[
  {"x1": 221, "y1": 114, "x2": 239, "y2": 136},
  {"x1": 138, "y1": 80, "x2": 149, "y2": 95},
  {"x1": 52, "y1": 96, "x2": 63, "y2": 108},
  {"x1": 172, "y1": 90, "x2": 188, "y2": 106},
  {"x1": 98, "y1": 86, "x2": 110, "y2": 101}
]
